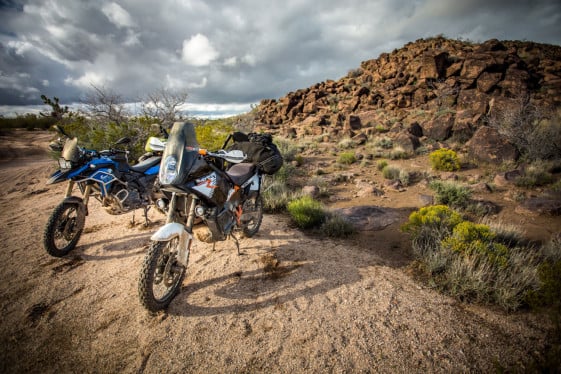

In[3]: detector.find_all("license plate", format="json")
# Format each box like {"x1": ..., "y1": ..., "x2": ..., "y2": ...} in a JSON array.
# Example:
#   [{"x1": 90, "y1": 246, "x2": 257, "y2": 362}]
[{"x1": 58, "y1": 158, "x2": 72, "y2": 169}]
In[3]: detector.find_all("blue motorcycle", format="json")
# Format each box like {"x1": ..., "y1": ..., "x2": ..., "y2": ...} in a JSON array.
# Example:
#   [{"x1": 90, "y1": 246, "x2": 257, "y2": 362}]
[{"x1": 43, "y1": 125, "x2": 167, "y2": 257}]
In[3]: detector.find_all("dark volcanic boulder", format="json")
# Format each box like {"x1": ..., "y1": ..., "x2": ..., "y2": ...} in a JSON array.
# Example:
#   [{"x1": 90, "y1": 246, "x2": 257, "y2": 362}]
[
  {"x1": 465, "y1": 126, "x2": 519, "y2": 164},
  {"x1": 334, "y1": 206, "x2": 401, "y2": 231}
]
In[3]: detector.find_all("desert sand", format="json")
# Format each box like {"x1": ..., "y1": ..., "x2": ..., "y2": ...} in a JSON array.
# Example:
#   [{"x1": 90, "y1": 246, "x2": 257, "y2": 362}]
[{"x1": 0, "y1": 129, "x2": 554, "y2": 373}]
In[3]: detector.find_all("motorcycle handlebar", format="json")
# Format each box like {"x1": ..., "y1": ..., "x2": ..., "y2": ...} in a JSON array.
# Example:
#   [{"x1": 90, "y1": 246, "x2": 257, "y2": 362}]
[
  {"x1": 98, "y1": 149, "x2": 128, "y2": 157},
  {"x1": 185, "y1": 147, "x2": 246, "y2": 164}
]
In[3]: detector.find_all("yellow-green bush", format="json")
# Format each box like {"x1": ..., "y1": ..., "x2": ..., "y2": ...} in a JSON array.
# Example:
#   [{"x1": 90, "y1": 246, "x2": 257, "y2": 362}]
[
  {"x1": 429, "y1": 148, "x2": 461, "y2": 171},
  {"x1": 402, "y1": 205, "x2": 560, "y2": 311},
  {"x1": 441, "y1": 221, "x2": 509, "y2": 267},
  {"x1": 402, "y1": 205, "x2": 463, "y2": 235}
]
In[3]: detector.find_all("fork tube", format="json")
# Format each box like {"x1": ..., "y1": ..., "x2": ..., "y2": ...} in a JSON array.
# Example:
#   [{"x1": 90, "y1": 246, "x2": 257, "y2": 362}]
[
  {"x1": 166, "y1": 192, "x2": 177, "y2": 224},
  {"x1": 185, "y1": 195, "x2": 198, "y2": 232},
  {"x1": 64, "y1": 180, "x2": 75, "y2": 198},
  {"x1": 82, "y1": 185, "x2": 92, "y2": 206}
]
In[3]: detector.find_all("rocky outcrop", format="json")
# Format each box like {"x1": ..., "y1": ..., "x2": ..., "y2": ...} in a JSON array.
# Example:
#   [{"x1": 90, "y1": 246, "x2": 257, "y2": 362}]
[{"x1": 255, "y1": 37, "x2": 561, "y2": 163}]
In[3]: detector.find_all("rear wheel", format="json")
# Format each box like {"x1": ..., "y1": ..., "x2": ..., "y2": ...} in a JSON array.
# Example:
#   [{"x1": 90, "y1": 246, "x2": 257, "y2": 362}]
[
  {"x1": 43, "y1": 201, "x2": 85, "y2": 257},
  {"x1": 241, "y1": 195, "x2": 263, "y2": 238},
  {"x1": 138, "y1": 239, "x2": 186, "y2": 313}
]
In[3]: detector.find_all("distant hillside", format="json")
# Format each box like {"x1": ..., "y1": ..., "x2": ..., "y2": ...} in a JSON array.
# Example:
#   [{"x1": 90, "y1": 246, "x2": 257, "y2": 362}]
[{"x1": 255, "y1": 37, "x2": 561, "y2": 163}]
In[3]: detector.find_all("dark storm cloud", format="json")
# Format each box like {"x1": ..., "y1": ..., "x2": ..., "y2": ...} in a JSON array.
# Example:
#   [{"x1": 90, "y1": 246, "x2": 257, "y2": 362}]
[{"x1": 0, "y1": 0, "x2": 560, "y2": 112}]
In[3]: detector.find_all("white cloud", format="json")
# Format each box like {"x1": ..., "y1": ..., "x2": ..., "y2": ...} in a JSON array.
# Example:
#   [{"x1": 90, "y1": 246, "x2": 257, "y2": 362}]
[
  {"x1": 7, "y1": 41, "x2": 33, "y2": 55},
  {"x1": 101, "y1": 2, "x2": 135, "y2": 29},
  {"x1": 64, "y1": 71, "x2": 106, "y2": 89},
  {"x1": 181, "y1": 33, "x2": 219, "y2": 66},
  {"x1": 123, "y1": 30, "x2": 141, "y2": 47},
  {"x1": 241, "y1": 54, "x2": 256, "y2": 66},
  {"x1": 224, "y1": 56, "x2": 237, "y2": 66},
  {"x1": 187, "y1": 77, "x2": 208, "y2": 89},
  {"x1": 45, "y1": 24, "x2": 67, "y2": 39},
  {"x1": 42, "y1": 80, "x2": 50, "y2": 87}
]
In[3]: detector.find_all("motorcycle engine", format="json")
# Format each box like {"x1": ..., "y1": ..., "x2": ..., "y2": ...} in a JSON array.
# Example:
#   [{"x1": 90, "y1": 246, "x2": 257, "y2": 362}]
[
  {"x1": 201, "y1": 206, "x2": 235, "y2": 242},
  {"x1": 102, "y1": 187, "x2": 145, "y2": 215}
]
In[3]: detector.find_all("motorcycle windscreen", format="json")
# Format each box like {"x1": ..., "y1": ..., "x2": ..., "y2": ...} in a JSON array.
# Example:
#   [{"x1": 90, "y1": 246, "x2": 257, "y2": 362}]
[
  {"x1": 61, "y1": 137, "x2": 80, "y2": 163},
  {"x1": 160, "y1": 122, "x2": 206, "y2": 187}
]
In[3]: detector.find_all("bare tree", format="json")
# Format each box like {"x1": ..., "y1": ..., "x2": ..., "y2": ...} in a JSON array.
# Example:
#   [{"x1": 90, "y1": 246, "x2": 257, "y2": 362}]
[
  {"x1": 141, "y1": 88, "x2": 188, "y2": 125},
  {"x1": 83, "y1": 84, "x2": 128, "y2": 125},
  {"x1": 487, "y1": 95, "x2": 560, "y2": 160}
]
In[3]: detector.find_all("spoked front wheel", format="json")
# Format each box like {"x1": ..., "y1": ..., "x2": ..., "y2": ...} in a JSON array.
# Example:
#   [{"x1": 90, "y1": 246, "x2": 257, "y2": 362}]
[
  {"x1": 43, "y1": 201, "x2": 85, "y2": 257},
  {"x1": 138, "y1": 239, "x2": 187, "y2": 313}
]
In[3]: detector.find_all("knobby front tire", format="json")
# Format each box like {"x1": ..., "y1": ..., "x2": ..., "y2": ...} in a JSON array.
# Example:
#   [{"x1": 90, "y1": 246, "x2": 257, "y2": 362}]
[
  {"x1": 138, "y1": 239, "x2": 186, "y2": 313},
  {"x1": 43, "y1": 201, "x2": 85, "y2": 257}
]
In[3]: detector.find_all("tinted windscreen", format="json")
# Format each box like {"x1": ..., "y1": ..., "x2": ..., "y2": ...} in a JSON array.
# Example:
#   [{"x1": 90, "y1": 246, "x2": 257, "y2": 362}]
[{"x1": 161, "y1": 122, "x2": 201, "y2": 185}]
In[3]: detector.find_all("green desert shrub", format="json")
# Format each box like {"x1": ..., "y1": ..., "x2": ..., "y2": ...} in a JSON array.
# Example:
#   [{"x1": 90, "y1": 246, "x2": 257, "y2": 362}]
[
  {"x1": 479, "y1": 218, "x2": 526, "y2": 248},
  {"x1": 287, "y1": 196, "x2": 326, "y2": 229},
  {"x1": 429, "y1": 180, "x2": 472, "y2": 209},
  {"x1": 376, "y1": 137, "x2": 393, "y2": 149},
  {"x1": 399, "y1": 169, "x2": 411, "y2": 186},
  {"x1": 376, "y1": 159, "x2": 388, "y2": 171},
  {"x1": 320, "y1": 212, "x2": 356, "y2": 238},
  {"x1": 274, "y1": 138, "x2": 299, "y2": 162},
  {"x1": 261, "y1": 179, "x2": 301, "y2": 213},
  {"x1": 382, "y1": 165, "x2": 400, "y2": 180},
  {"x1": 259, "y1": 161, "x2": 299, "y2": 212},
  {"x1": 338, "y1": 152, "x2": 356, "y2": 165},
  {"x1": 515, "y1": 165, "x2": 554, "y2": 188},
  {"x1": 338, "y1": 137, "x2": 356, "y2": 149},
  {"x1": 526, "y1": 236, "x2": 561, "y2": 310},
  {"x1": 387, "y1": 146, "x2": 411, "y2": 160},
  {"x1": 429, "y1": 148, "x2": 461, "y2": 171}
]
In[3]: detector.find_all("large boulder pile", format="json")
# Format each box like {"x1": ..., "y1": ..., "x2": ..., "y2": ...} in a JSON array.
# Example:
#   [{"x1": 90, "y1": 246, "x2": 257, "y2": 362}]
[{"x1": 254, "y1": 37, "x2": 561, "y2": 163}]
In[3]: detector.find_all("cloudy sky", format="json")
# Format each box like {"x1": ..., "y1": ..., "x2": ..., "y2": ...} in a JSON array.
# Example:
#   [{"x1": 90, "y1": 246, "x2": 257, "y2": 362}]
[{"x1": 1, "y1": 0, "x2": 560, "y2": 117}]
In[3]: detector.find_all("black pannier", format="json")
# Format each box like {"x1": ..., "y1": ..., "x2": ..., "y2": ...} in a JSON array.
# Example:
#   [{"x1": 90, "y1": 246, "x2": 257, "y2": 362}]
[{"x1": 226, "y1": 132, "x2": 283, "y2": 175}]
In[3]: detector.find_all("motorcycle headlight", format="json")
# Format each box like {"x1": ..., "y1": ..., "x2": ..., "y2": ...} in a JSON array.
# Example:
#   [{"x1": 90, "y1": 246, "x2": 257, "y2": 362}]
[{"x1": 160, "y1": 155, "x2": 178, "y2": 185}]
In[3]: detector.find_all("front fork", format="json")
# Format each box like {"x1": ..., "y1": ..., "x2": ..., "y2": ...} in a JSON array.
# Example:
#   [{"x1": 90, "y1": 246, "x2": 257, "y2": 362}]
[
  {"x1": 63, "y1": 181, "x2": 90, "y2": 219},
  {"x1": 65, "y1": 180, "x2": 92, "y2": 205},
  {"x1": 152, "y1": 193, "x2": 198, "y2": 266}
]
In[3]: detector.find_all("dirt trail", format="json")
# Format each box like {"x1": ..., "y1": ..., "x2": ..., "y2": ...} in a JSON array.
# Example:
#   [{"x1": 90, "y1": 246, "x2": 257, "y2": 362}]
[{"x1": 0, "y1": 130, "x2": 553, "y2": 373}]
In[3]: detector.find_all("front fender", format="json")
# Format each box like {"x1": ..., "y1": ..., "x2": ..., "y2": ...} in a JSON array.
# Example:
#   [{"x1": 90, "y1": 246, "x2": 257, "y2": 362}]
[
  {"x1": 151, "y1": 222, "x2": 186, "y2": 241},
  {"x1": 47, "y1": 169, "x2": 72, "y2": 185},
  {"x1": 59, "y1": 196, "x2": 88, "y2": 223},
  {"x1": 151, "y1": 223, "x2": 192, "y2": 266}
]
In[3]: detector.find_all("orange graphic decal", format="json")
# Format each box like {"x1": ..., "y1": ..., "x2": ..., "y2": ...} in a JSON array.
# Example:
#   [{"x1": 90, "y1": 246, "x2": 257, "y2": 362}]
[{"x1": 196, "y1": 179, "x2": 217, "y2": 189}]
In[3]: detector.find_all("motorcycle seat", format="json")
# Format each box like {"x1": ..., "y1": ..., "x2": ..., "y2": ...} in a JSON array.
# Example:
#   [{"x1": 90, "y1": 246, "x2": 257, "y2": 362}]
[
  {"x1": 226, "y1": 163, "x2": 256, "y2": 186},
  {"x1": 130, "y1": 156, "x2": 161, "y2": 173}
]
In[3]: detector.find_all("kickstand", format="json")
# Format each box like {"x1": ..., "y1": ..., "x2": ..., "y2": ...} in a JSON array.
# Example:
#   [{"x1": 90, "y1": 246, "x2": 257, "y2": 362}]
[
  {"x1": 230, "y1": 232, "x2": 241, "y2": 255},
  {"x1": 130, "y1": 210, "x2": 136, "y2": 226},
  {"x1": 143, "y1": 206, "x2": 151, "y2": 226}
]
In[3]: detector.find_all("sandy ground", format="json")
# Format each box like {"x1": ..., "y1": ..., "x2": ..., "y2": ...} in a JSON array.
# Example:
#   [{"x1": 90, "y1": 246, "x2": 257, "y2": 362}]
[{"x1": 0, "y1": 129, "x2": 555, "y2": 373}]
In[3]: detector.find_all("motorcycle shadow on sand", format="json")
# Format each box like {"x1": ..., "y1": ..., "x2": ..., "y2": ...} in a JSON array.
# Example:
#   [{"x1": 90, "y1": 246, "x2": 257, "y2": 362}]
[
  {"x1": 164, "y1": 227, "x2": 380, "y2": 317},
  {"x1": 75, "y1": 232, "x2": 154, "y2": 261}
]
